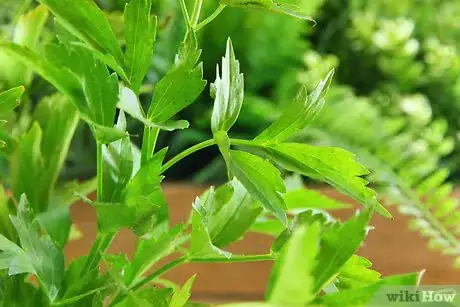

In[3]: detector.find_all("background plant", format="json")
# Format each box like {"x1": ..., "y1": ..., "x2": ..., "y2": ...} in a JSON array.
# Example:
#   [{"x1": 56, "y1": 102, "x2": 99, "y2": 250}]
[{"x1": 0, "y1": 0, "x2": 427, "y2": 306}]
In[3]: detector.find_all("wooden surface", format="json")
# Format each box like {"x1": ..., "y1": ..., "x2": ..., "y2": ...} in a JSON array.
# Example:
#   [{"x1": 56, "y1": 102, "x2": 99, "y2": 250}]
[{"x1": 66, "y1": 184, "x2": 460, "y2": 302}]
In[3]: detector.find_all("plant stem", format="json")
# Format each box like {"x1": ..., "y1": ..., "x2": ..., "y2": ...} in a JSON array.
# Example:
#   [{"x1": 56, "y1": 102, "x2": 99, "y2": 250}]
[
  {"x1": 131, "y1": 257, "x2": 188, "y2": 291},
  {"x1": 160, "y1": 139, "x2": 216, "y2": 173},
  {"x1": 80, "y1": 143, "x2": 115, "y2": 277},
  {"x1": 80, "y1": 232, "x2": 115, "y2": 277},
  {"x1": 179, "y1": 0, "x2": 190, "y2": 25},
  {"x1": 229, "y1": 138, "x2": 260, "y2": 148},
  {"x1": 141, "y1": 127, "x2": 160, "y2": 166},
  {"x1": 195, "y1": 4, "x2": 226, "y2": 32},
  {"x1": 190, "y1": 0, "x2": 203, "y2": 27},
  {"x1": 96, "y1": 142, "x2": 103, "y2": 202},
  {"x1": 190, "y1": 254, "x2": 274, "y2": 263}
]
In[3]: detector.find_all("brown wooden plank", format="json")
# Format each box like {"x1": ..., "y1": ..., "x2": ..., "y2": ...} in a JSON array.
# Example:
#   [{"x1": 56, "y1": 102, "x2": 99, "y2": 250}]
[{"x1": 65, "y1": 184, "x2": 460, "y2": 302}]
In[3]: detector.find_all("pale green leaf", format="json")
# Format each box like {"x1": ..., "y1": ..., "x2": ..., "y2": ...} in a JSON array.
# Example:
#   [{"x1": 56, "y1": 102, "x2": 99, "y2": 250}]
[
  {"x1": 11, "y1": 95, "x2": 79, "y2": 213},
  {"x1": 0, "y1": 86, "x2": 24, "y2": 115},
  {"x1": 211, "y1": 38, "x2": 244, "y2": 134},
  {"x1": 0, "y1": 43, "x2": 83, "y2": 103},
  {"x1": 0, "y1": 5, "x2": 49, "y2": 87},
  {"x1": 118, "y1": 86, "x2": 190, "y2": 131},
  {"x1": 169, "y1": 275, "x2": 196, "y2": 307},
  {"x1": 269, "y1": 223, "x2": 320, "y2": 305},
  {"x1": 284, "y1": 188, "x2": 351, "y2": 211}
]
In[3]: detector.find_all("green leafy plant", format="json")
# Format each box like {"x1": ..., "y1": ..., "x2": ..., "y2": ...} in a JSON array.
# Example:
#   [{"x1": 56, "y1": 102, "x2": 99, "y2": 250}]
[{"x1": 0, "y1": 0, "x2": 425, "y2": 306}]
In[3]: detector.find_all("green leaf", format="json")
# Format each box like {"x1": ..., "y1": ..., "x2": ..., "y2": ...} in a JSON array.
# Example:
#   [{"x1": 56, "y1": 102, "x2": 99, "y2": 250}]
[
  {"x1": 208, "y1": 179, "x2": 263, "y2": 247},
  {"x1": 45, "y1": 42, "x2": 118, "y2": 127},
  {"x1": 93, "y1": 148, "x2": 169, "y2": 235},
  {"x1": 37, "y1": 207, "x2": 71, "y2": 248},
  {"x1": 269, "y1": 223, "x2": 320, "y2": 305},
  {"x1": 118, "y1": 86, "x2": 190, "y2": 131},
  {"x1": 0, "y1": 86, "x2": 24, "y2": 115},
  {"x1": 125, "y1": 224, "x2": 187, "y2": 287},
  {"x1": 255, "y1": 69, "x2": 334, "y2": 145},
  {"x1": 169, "y1": 275, "x2": 196, "y2": 307},
  {"x1": 262, "y1": 143, "x2": 391, "y2": 218},
  {"x1": 312, "y1": 207, "x2": 373, "y2": 293},
  {"x1": 10, "y1": 123, "x2": 45, "y2": 210},
  {"x1": 0, "y1": 5, "x2": 49, "y2": 87},
  {"x1": 101, "y1": 112, "x2": 134, "y2": 203},
  {"x1": 335, "y1": 255, "x2": 381, "y2": 290},
  {"x1": 313, "y1": 272, "x2": 423, "y2": 307},
  {"x1": 147, "y1": 32, "x2": 206, "y2": 124},
  {"x1": 0, "y1": 196, "x2": 64, "y2": 302},
  {"x1": 284, "y1": 188, "x2": 351, "y2": 211},
  {"x1": 124, "y1": 0, "x2": 157, "y2": 94},
  {"x1": 37, "y1": 0, "x2": 124, "y2": 66},
  {"x1": 220, "y1": 0, "x2": 316, "y2": 21},
  {"x1": 211, "y1": 38, "x2": 244, "y2": 134},
  {"x1": 0, "y1": 275, "x2": 48, "y2": 307},
  {"x1": 115, "y1": 288, "x2": 173, "y2": 307},
  {"x1": 58, "y1": 256, "x2": 111, "y2": 305},
  {"x1": 174, "y1": 30, "x2": 202, "y2": 71},
  {"x1": 10, "y1": 95, "x2": 79, "y2": 213},
  {"x1": 0, "y1": 43, "x2": 84, "y2": 104},
  {"x1": 189, "y1": 192, "x2": 232, "y2": 260},
  {"x1": 228, "y1": 150, "x2": 287, "y2": 225}
]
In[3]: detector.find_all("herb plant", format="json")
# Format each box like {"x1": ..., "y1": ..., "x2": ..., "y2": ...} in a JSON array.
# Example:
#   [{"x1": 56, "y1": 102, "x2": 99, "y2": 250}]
[{"x1": 0, "y1": 0, "x2": 424, "y2": 306}]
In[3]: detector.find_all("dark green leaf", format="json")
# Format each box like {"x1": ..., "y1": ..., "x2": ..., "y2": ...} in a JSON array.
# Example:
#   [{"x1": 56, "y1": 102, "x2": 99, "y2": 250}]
[
  {"x1": 228, "y1": 150, "x2": 287, "y2": 225},
  {"x1": 58, "y1": 256, "x2": 111, "y2": 305},
  {"x1": 211, "y1": 38, "x2": 244, "y2": 134},
  {"x1": 124, "y1": 0, "x2": 157, "y2": 94},
  {"x1": 255, "y1": 69, "x2": 334, "y2": 144}
]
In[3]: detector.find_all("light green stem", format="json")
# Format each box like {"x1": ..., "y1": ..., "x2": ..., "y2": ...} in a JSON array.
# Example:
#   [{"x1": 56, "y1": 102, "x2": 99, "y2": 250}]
[
  {"x1": 131, "y1": 257, "x2": 188, "y2": 291},
  {"x1": 179, "y1": 0, "x2": 190, "y2": 25},
  {"x1": 160, "y1": 139, "x2": 216, "y2": 173},
  {"x1": 195, "y1": 4, "x2": 226, "y2": 31},
  {"x1": 190, "y1": 0, "x2": 203, "y2": 27}
]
